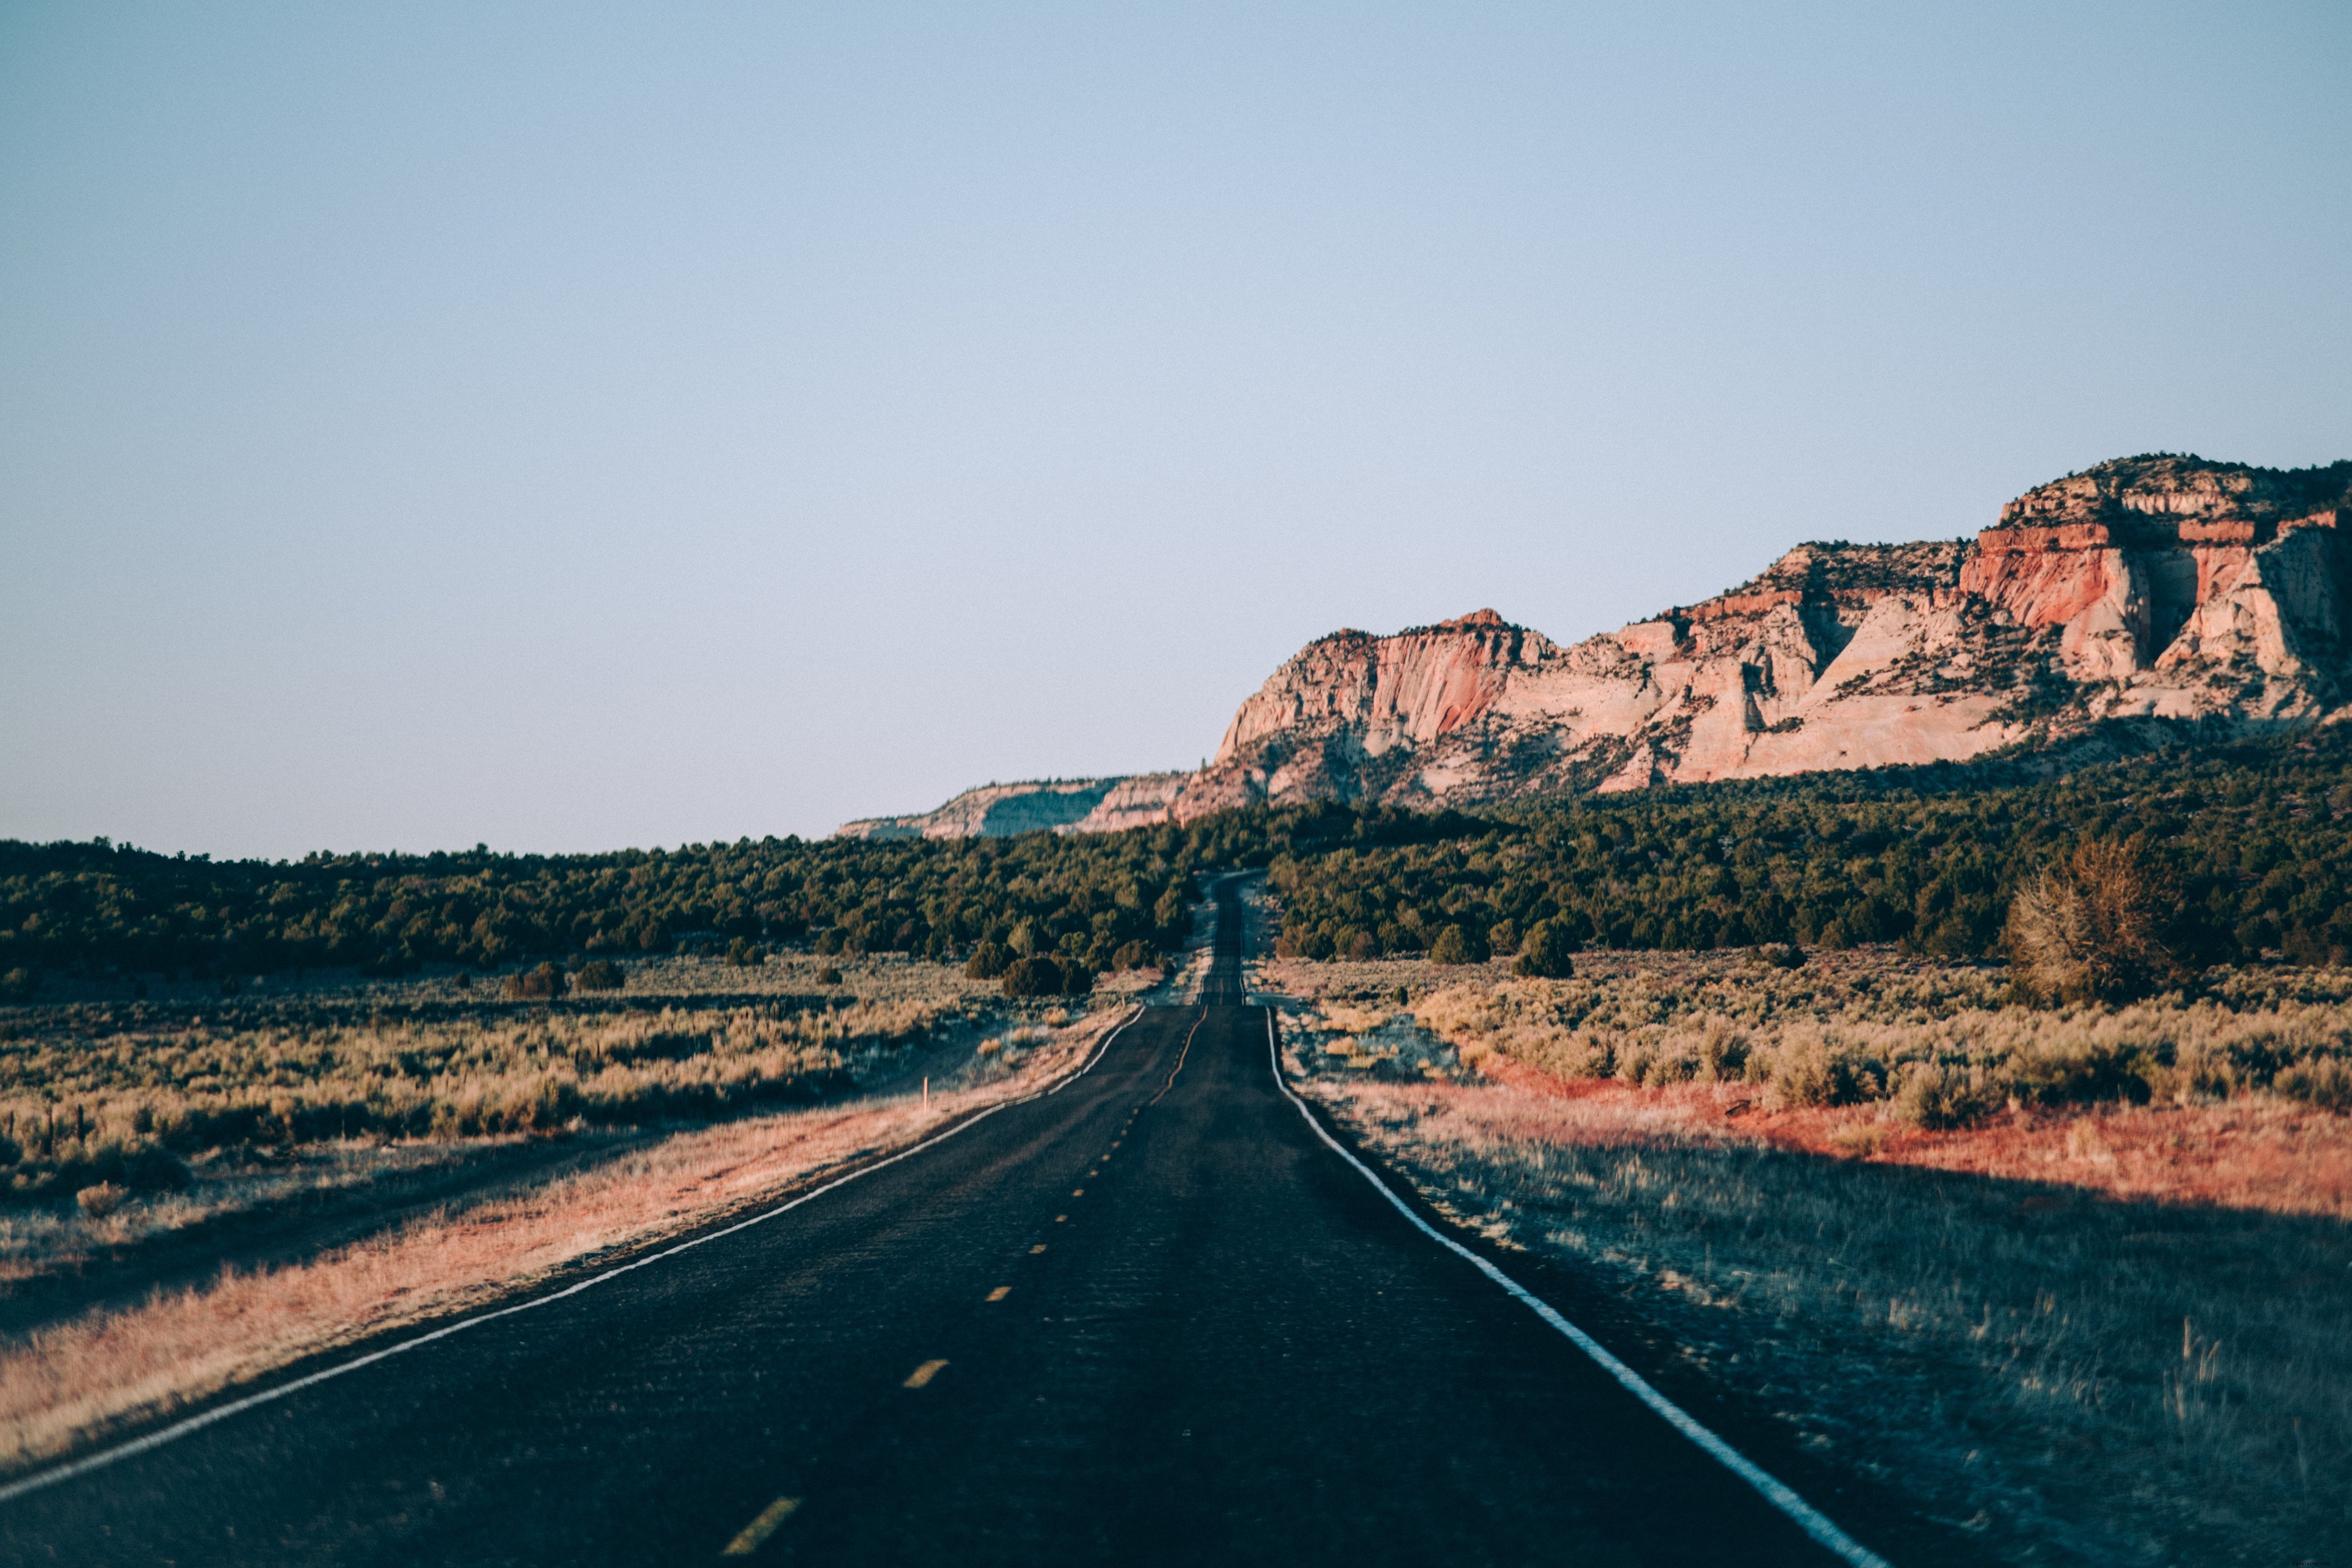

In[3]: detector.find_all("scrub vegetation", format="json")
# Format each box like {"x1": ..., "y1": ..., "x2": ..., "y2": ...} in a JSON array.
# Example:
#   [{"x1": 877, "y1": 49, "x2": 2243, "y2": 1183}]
[
  {"x1": 1278, "y1": 954, "x2": 2352, "y2": 1564},
  {"x1": 11, "y1": 729, "x2": 2347, "y2": 1005},
  {"x1": 1264, "y1": 728, "x2": 2352, "y2": 970},
  {"x1": 0, "y1": 956, "x2": 1002, "y2": 1212}
]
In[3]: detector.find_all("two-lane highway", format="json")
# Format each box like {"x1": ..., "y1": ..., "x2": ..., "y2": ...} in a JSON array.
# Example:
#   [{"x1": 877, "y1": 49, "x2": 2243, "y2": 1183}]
[{"x1": 3, "y1": 886, "x2": 1894, "y2": 1565}]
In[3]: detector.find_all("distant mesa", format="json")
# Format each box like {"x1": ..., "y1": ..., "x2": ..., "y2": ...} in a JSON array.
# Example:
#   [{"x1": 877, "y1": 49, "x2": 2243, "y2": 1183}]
[
  {"x1": 836, "y1": 774, "x2": 1191, "y2": 841},
  {"x1": 837, "y1": 454, "x2": 2352, "y2": 839}
]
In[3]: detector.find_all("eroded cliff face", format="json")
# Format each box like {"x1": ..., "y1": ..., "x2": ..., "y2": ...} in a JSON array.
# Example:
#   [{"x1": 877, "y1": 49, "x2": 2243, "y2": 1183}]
[
  {"x1": 839, "y1": 455, "x2": 2352, "y2": 837},
  {"x1": 1174, "y1": 454, "x2": 2352, "y2": 817}
]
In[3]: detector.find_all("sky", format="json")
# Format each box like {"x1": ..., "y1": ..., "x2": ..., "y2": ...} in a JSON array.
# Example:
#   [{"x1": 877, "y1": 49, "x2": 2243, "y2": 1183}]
[{"x1": 4, "y1": 2, "x2": 2347, "y2": 859}]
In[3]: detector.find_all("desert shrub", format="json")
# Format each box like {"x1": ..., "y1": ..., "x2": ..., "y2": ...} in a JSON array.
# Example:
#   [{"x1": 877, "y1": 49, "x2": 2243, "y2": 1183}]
[
  {"x1": 816, "y1": 966, "x2": 843, "y2": 985},
  {"x1": 501, "y1": 962, "x2": 568, "y2": 1001},
  {"x1": 2277, "y1": 1056, "x2": 2352, "y2": 1113},
  {"x1": 1767, "y1": 1038, "x2": 1864, "y2": 1109},
  {"x1": 965, "y1": 941, "x2": 1011, "y2": 980},
  {"x1": 75, "y1": 1182, "x2": 125, "y2": 1218},
  {"x1": 725, "y1": 938, "x2": 768, "y2": 967},
  {"x1": 2006, "y1": 839, "x2": 2183, "y2": 1005},
  {"x1": 1001, "y1": 956, "x2": 1069, "y2": 998},
  {"x1": 1111, "y1": 939, "x2": 1156, "y2": 971},
  {"x1": 997, "y1": 950, "x2": 1096, "y2": 1001},
  {"x1": 1895, "y1": 1060, "x2": 1991, "y2": 1129},
  {"x1": 1430, "y1": 925, "x2": 1486, "y2": 966},
  {"x1": 1693, "y1": 1016, "x2": 1746, "y2": 1081},
  {"x1": 1512, "y1": 918, "x2": 1579, "y2": 979},
  {"x1": 127, "y1": 1143, "x2": 192, "y2": 1192},
  {"x1": 573, "y1": 959, "x2": 625, "y2": 992}
]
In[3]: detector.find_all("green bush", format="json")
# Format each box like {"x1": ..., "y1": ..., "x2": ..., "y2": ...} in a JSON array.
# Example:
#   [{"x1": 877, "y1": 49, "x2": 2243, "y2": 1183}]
[
  {"x1": 1430, "y1": 925, "x2": 1485, "y2": 966},
  {"x1": 1512, "y1": 918, "x2": 1579, "y2": 979},
  {"x1": 1894, "y1": 1060, "x2": 1990, "y2": 1129},
  {"x1": 965, "y1": 941, "x2": 1011, "y2": 980},
  {"x1": 573, "y1": 958, "x2": 625, "y2": 992},
  {"x1": 1002, "y1": 956, "x2": 1089, "y2": 998},
  {"x1": 501, "y1": 962, "x2": 567, "y2": 1001}
]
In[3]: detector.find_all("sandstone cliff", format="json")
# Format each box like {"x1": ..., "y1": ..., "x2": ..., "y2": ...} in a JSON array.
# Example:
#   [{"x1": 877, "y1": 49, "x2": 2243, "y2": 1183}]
[
  {"x1": 840, "y1": 455, "x2": 2351, "y2": 836},
  {"x1": 1176, "y1": 453, "x2": 2352, "y2": 815}
]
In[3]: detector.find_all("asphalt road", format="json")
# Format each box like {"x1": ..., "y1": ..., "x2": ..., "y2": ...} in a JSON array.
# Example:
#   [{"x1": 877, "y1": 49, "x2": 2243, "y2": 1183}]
[{"x1": 3, "y1": 887, "x2": 1896, "y2": 1566}]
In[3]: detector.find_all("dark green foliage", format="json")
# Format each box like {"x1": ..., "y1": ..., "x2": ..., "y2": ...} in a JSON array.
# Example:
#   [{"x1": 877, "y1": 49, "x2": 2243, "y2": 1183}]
[
  {"x1": 965, "y1": 941, "x2": 1011, "y2": 979},
  {"x1": 1512, "y1": 917, "x2": 1579, "y2": 979},
  {"x1": 816, "y1": 966, "x2": 843, "y2": 986},
  {"x1": 7, "y1": 731, "x2": 2352, "y2": 991},
  {"x1": 1001, "y1": 955, "x2": 1091, "y2": 998},
  {"x1": 573, "y1": 958, "x2": 625, "y2": 992},
  {"x1": 0, "y1": 815, "x2": 1242, "y2": 984},
  {"x1": 1429, "y1": 925, "x2": 1484, "y2": 965},
  {"x1": 1266, "y1": 729, "x2": 2352, "y2": 966},
  {"x1": 501, "y1": 961, "x2": 567, "y2": 1000}
]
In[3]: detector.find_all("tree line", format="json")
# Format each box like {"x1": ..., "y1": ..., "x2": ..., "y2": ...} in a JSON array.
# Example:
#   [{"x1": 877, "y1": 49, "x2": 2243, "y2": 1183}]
[
  {"x1": 5, "y1": 728, "x2": 2348, "y2": 996},
  {"x1": 1266, "y1": 728, "x2": 2352, "y2": 976},
  {"x1": 0, "y1": 804, "x2": 1460, "y2": 992}
]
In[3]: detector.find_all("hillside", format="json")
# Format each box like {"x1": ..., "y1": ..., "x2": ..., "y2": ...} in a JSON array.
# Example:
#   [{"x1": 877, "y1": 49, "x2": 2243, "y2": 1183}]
[{"x1": 851, "y1": 453, "x2": 2352, "y2": 833}]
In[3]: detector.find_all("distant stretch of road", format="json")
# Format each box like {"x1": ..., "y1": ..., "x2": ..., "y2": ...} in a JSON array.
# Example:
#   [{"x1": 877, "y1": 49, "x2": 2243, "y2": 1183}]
[{"x1": 3, "y1": 880, "x2": 1907, "y2": 1565}]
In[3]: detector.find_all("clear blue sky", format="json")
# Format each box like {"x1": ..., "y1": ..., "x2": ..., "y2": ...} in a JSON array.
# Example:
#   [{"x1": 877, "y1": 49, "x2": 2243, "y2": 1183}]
[{"x1": 4, "y1": 2, "x2": 2346, "y2": 858}]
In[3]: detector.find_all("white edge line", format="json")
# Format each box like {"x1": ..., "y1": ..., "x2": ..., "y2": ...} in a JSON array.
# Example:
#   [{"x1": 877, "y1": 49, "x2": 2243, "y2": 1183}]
[
  {"x1": 0, "y1": 1005, "x2": 1145, "y2": 1507},
  {"x1": 1263, "y1": 1009, "x2": 1894, "y2": 1568}
]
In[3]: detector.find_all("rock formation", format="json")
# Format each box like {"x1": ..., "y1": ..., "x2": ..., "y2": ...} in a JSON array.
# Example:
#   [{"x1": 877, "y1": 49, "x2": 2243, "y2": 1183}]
[
  {"x1": 839, "y1": 455, "x2": 2351, "y2": 836},
  {"x1": 837, "y1": 774, "x2": 1191, "y2": 840},
  {"x1": 1179, "y1": 454, "x2": 2351, "y2": 814}
]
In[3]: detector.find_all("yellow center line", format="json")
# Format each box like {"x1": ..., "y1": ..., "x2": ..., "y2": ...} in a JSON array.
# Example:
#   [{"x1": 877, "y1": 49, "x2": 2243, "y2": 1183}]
[
  {"x1": 902, "y1": 1358, "x2": 949, "y2": 1389},
  {"x1": 1055, "y1": 1214, "x2": 1067, "y2": 1222},
  {"x1": 986, "y1": 1285, "x2": 1011, "y2": 1301},
  {"x1": 1071, "y1": 1188, "x2": 1084, "y2": 1196},
  {"x1": 720, "y1": 1496, "x2": 801, "y2": 1556},
  {"x1": 1151, "y1": 1016, "x2": 1204, "y2": 1103},
  {"x1": 1030, "y1": 1243, "x2": 1047, "y2": 1254}
]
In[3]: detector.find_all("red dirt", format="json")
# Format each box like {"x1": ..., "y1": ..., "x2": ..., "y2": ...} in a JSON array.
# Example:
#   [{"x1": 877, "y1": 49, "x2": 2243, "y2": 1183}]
[{"x1": 1473, "y1": 1057, "x2": 2352, "y2": 1219}]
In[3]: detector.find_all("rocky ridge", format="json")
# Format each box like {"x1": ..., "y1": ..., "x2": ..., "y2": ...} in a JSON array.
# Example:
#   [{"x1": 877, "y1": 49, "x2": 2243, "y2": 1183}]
[
  {"x1": 837, "y1": 774, "x2": 1190, "y2": 840},
  {"x1": 839, "y1": 455, "x2": 2352, "y2": 835}
]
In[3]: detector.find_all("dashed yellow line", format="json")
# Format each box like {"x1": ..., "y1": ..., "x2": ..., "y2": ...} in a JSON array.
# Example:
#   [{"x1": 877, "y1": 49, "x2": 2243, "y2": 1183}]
[
  {"x1": 903, "y1": 1358, "x2": 949, "y2": 1389},
  {"x1": 1071, "y1": 1188, "x2": 1085, "y2": 1197},
  {"x1": 720, "y1": 1496, "x2": 800, "y2": 1555},
  {"x1": 1055, "y1": 1214, "x2": 1067, "y2": 1222},
  {"x1": 1030, "y1": 1243, "x2": 1047, "y2": 1254},
  {"x1": 986, "y1": 1286, "x2": 1011, "y2": 1302}
]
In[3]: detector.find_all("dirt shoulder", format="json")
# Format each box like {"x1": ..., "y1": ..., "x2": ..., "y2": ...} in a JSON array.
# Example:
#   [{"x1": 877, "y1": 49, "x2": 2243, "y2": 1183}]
[{"x1": 0, "y1": 1003, "x2": 1136, "y2": 1479}]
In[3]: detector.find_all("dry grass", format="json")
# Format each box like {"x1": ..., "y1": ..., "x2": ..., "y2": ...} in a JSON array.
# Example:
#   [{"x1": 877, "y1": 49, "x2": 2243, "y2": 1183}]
[
  {"x1": 1277, "y1": 957, "x2": 2352, "y2": 1565},
  {"x1": 0, "y1": 954, "x2": 997, "y2": 1209},
  {"x1": 1274, "y1": 948, "x2": 2352, "y2": 1127},
  {"x1": 0, "y1": 1003, "x2": 1132, "y2": 1477}
]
